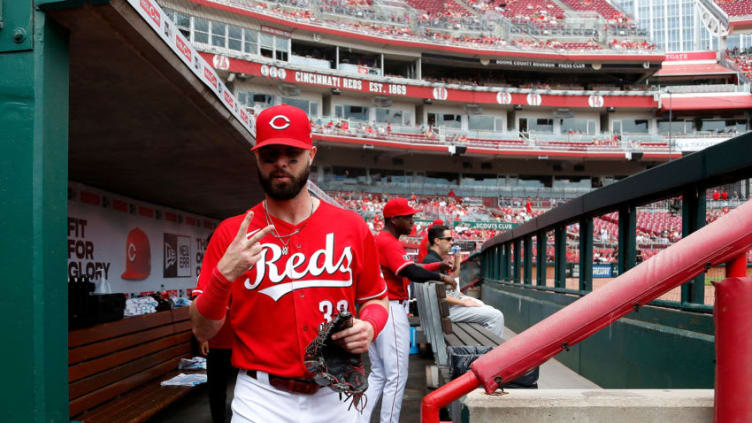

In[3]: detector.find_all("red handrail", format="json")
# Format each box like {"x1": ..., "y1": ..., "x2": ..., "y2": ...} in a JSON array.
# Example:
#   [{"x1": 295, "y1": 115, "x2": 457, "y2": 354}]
[
  {"x1": 713, "y1": 271, "x2": 752, "y2": 423},
  {"x1": 422, "y1": 199, "x2": 752, "y2": 422}
]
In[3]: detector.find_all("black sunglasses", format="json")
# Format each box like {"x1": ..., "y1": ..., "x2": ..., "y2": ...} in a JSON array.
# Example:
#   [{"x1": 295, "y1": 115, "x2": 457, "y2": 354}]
[{"x1": 437, "y1": 236, "x2": 453, "y2": 241}]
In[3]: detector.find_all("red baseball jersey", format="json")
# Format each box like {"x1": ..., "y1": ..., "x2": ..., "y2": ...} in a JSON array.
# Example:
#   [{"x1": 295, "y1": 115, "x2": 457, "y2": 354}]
[
  {"x1": 192, "y1": 283, "x2": 233, "y2": 349},
  {"x1": 375, "y1": 231, "x2": 413, "y2": 300},
  {"x1": 417, "y1": 233, "x2": 429, "y2": 263},
  {"x1": 198, "y1": 200, "x2": 386, "y2": 378}
]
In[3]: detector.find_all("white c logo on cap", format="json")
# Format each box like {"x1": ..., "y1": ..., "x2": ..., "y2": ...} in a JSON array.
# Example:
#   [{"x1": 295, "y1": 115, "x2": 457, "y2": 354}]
[
  {"x1": 269, "y1": 115, "x2": 291, "y2": 130},
  {"x1": 128, "y1": 243, "x2": 137, "y2": 262}
]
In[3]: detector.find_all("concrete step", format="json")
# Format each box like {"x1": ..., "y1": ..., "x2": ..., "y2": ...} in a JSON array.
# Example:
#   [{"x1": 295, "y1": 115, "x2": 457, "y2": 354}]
[{"x1": 464, "y1": 389, "x2": 714, "y2": 422}]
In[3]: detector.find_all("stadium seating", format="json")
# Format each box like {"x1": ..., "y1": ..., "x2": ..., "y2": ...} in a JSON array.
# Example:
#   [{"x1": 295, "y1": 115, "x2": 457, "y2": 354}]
[
  {"x1": 408, "y1": 0, "x2": 473, "y2": 16},
  {"x1": 209, "y1": 0, "x2": 655, "y2": 52},
  {"x1": 725, "y1": 49, "x2": 752, "y2": 80},
  {"x1": 714, "y1": 0, "x2": 752, "y2": 17},
  {"x1": 327, "y1": 189, "x2": 748, "y2": 264},
  {"x1": 310, "y1": 120, "x2": 669, "y2": 154},
  {"x1": 501, "y1": 0, "x2": 565, "y2": 23},
  {"x1": 558, "y1": 0, "x2": 622, "y2": 20}
]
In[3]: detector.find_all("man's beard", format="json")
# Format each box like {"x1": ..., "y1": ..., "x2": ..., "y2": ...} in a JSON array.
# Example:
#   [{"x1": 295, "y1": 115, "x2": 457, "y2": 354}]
[{"x1": 257, "y1": 164, "x2": 310, "y2": 201}]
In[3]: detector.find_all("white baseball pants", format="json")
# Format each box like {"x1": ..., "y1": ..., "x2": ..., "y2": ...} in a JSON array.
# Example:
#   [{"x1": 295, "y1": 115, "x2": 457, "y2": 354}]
[
  {"x1": 231, "y1": 370, "x2": 359, "y2": 423},
  {"x1": 359, "y1": 300, "x2": 410, "y2": 423},
  {"x1": 448, "y1": 299, "x2": 504, "y2": 337}
]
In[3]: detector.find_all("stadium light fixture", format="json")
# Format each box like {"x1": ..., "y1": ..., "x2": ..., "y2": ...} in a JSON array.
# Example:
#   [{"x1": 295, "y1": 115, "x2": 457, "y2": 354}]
[{"x1": 331, "y1": 88, "x2": 342, "y2": 95}]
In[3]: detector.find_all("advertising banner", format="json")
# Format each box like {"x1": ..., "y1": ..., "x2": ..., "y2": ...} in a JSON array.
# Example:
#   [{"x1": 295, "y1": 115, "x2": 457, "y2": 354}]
[
  {"x1": 454, "y1": 221, "x2": 518, "y2": 231},
  {"x1": 675, "y1": 137, "x2": 727, "y2": 152},
  {"x1": 412, "y1": 220, "x2": 517, "y2": 232},
  {"x1": 664, "y1": 51, "x2": 717, "y2": 62},
  {"x1": 592, "y1": 263, "x2": 614, "y2": 278},
  {"x1": 68, "y1": 182, "x2": 216, "y2": 295}
]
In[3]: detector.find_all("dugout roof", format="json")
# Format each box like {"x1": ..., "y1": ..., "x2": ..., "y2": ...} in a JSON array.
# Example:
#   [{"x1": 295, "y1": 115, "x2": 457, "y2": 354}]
[{"x1": 47, "y1": 0, "x2": 263, "y2": 219}]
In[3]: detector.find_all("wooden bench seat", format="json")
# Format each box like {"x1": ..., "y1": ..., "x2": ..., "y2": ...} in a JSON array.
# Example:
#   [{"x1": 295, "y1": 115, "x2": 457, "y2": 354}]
[
  {"x1": 415, "y1": 282, "x2": 504, "y2": 385},
  {"x1": 415, "y1": 282, "x2": 509, "y2": 421},
  {"x1": 69, "y1": 307, "x2": 201, "y2": 423}
]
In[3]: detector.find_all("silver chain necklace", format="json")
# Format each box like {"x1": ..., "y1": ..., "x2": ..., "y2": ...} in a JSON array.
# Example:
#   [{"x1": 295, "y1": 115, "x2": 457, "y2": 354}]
[{"x1": 263, "y1": 198, "x2": 314, "y2": 255}]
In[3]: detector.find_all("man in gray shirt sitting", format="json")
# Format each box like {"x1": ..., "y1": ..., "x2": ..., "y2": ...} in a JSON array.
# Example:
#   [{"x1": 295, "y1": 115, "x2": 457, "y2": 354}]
[{"x1": 421, "y1": 225, "x2": 505, "y2": 337}]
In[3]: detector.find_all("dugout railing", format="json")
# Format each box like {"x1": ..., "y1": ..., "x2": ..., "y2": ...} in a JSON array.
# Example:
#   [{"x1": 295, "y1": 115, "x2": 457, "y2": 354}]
[
  {"x1": 421, "y1": 131, "x2": 752, "y2": 422},
  {"x1": 480, "y1": 131, "x2": 752, "y2": 313}
]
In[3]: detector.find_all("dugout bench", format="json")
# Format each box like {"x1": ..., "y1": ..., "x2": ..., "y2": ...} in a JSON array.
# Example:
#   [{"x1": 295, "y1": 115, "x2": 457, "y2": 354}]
[
  {"x1": 414, "y1": 282, "x2": 503, "y2": 385},
  {"x1": 68, "y1": 307, "x2": 201, "y2": 423},
  {"x1": 415, "y1": 282, "x2": 538, "y2": 422}
]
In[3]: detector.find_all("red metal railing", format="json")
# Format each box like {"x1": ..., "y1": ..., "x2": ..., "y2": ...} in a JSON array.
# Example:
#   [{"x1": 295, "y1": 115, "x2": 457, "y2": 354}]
[
  {"x1": 713, "y1": 255, "x2": 752, "y2": 423},
  {"x1": 422, "y1": 199, "x2": 752, "y2": 422}
]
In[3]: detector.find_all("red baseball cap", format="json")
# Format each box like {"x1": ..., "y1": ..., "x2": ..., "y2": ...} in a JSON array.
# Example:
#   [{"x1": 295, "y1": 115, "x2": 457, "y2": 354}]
[
  {"x1": 252, "y1": 104, "x2": 312, "y2": 151},
  {"x1": 383, "y1": 198, "x2": 420, "y2": 218},
  {"x1": 432, "y1": 219, "x2": 444, "y2": 226}
]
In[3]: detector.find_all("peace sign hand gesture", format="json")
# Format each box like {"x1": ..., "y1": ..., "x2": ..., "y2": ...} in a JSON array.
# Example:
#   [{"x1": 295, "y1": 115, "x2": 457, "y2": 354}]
[{"x1": 216, "y1": 211, "x2": 274, "y2": 282}]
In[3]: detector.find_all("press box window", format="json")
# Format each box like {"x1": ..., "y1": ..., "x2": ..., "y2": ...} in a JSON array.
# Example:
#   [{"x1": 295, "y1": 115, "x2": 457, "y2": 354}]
[
  {"x1": 529, "y1": 118, "x2": 554, "y2": 133},
  {"x1": 617, "y1": 119, "x2": 649, "y2": 134},
  {"x1": 260, "y1": 33, "x2": 274, "y2": 58},
  {"x1": 560, "y1": 118, "x2": 595, "y2": 135},
  {"x1": 275, "y1": 36, "x2": 290, "y2": 61},
  {"x1": 282, "y1": 98, "x2": 318, "y2": 117},
  {"x1": 211, "y1": 21, "x2": 227, "y2": 48},
  {"x1": 336, "y1": 105, "x2": 369, "y2": 121},
  {"x1": 238, "y1": 92, "x2": 274, "y2": 107},
  {"x1": 657, "y1": 120, "x2": 691, "y2": 135},
  {"x1": 228, "y1": 25, "x2": 243, "y2": 52},
  {"x1": 162, "y1": 9, "x2": 190, "y2": 38},
  {"x1": 244, "y1": 29, "x2": 258, "y2": 54},
  {"x1": 375, "y1": 108, "x2": 404, "y2": 124},
  {"x1": 468, "y1": 115, "x2": 494, "y2": 131},
  {"x1": 193, "y1": 17, "x2": 209, "y2": 44},
  {"x1": 175, "y1": 12, "x2": 191, "y2": 38},
  {"x1": 427, "y1": 113, "x2": 461, "y2": 128}
]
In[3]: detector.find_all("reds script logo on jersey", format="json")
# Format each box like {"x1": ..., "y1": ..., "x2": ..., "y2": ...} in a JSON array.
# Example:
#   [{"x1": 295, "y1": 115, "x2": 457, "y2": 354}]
[{"x1": 243, "y1": 232, "x2": 352, "y2": 301}]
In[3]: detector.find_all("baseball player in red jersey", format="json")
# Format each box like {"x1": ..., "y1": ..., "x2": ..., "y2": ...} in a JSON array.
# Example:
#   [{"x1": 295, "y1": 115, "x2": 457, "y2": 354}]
[
  {"x1": 191, "y1": 104, "x2": 389, "y2": 423},
  {"x1": 359, "y1": 198, "x2": 456, "y2": 423}
]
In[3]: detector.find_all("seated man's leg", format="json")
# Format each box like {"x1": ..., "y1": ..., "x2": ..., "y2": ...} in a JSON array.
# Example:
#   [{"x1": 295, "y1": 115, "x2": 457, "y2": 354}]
[
  {"x1": 449, "y1": 303, "x2": 504, "y2": 338},
  {"x1": 476, "y1": 305, "x2": 504, "y2": 337}
]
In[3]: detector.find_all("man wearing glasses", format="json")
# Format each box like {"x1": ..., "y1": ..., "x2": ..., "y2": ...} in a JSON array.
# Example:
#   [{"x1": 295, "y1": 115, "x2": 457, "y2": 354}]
[{"x1": 422, "y1": 225, "x2": 505, "y2": 337}]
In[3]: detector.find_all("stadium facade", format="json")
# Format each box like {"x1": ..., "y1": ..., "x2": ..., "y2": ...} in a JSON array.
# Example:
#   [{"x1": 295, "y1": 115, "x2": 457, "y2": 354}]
[{"x1": 155, "y1": 0, "x2": 751, "y2": 200}]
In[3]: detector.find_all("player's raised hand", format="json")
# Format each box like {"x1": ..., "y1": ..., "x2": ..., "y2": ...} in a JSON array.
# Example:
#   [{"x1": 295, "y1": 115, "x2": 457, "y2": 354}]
[
  {"x1": 331, "y1": 318, "x2": 375, "y2": 354},
  {"x1": 440, "y1": 273, "x2": 458, "y2": 289},
  {"x1": 216, "y1": 211, "x2": 274, "y2": 281},
  {"x1": 440, "y1": 256, "x2": 455, "y2": 273}
]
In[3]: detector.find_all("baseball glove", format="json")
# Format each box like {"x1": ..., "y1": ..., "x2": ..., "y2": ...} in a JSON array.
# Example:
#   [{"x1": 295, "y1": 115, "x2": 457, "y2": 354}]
[{"x1": 304, "y1": 311, "x2": 368, "y2": 411}]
